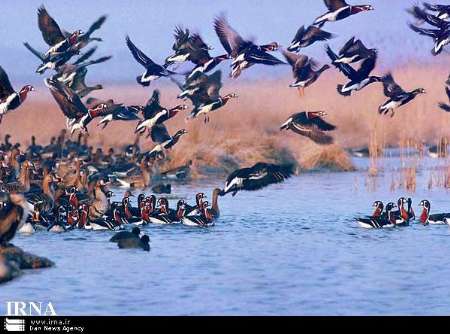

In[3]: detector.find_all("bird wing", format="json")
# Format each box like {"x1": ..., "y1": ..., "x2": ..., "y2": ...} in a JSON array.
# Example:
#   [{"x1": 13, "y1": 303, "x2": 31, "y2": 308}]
[
  {"x1": 439, "y1": 103, "x2": 450, "y2": 112},
  {"x1": 150, "y1": 124, "x2": 172, "y2": 144},
  {"x1": 356, "y1": 53, "x2": 377, "y2": 79},
  {"x1": 282, "y1": 50, "x2": 307, "y2": 67},
  {"x1": 382, "y1": 73, "x2": 406, "y2": 98},
  {"x1": 292, "y1": 25, "x2": 306, "y2": 43},
  {"x1": 187, "y1": 34, "x2": 212, "y2": 65},
  {"x1": 408, "y1": 23, "x2": 440, "y2": 38},
  {"x1": 37, "y1": 6, "x2": 66, "y2": 46},
  {"x1": 306, "y1": 25, "x2": 334, "y2": 41},
  {"x1": 84, "y1": 15, "x2": 107, "y2": 38},
  {"x1": 23, "y1": 42, "x2": 45, "y2": 61},
  {"x1": 326, "y1": 45, "x2": 357, "y2": 80},
  {"x1": 324, "y1": 0, "x2": 348, "y2": 11},
  {"x1": 0, "y1": 66, "x2": 15, "y2": 100},
  {"x1": 249, "y1": 49, "x2": 285, "y2": 65},
  {"x1": 339, "y1": 37, "x2": 356, "y2": 55},
  {"x1": 126, "y1": 36, "x2": 155, "y2": 68},
  {"x1": 46, "y1": 79, "x2": 87, "y2": 119},
  {"x1": 409, "y1": 5, "x2": 448, "y2": 28},
  {"x1": 172, "y1": 26, "x2": 190, "y2": 52},
  {"x1": 214, "y1": 15, "x2": 246, "y2": 56},
  {"x1": 73, "y1": 46, "x2": 97, "y2": 65},
  {"x1": 114, "y1": 106, "x2": 140, "y2": 121},
  {"x1": 310, "y1": 115, "x2": 337, "y2": 132},
  {"x1": 289, "y1": 122, "x2": 334, "y2": 145},
  {"x1": 446, "y1": 86, "x2": 450, "y2": 101},
  {"x1": 143, "y1": 90, "x2": 163, "y2": 119}
]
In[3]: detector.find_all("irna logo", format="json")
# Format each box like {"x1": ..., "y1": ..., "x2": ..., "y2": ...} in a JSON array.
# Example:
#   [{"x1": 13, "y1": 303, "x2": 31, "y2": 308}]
[{"x1": 5, "y1": 302, "x2": 57, "y2": 316}]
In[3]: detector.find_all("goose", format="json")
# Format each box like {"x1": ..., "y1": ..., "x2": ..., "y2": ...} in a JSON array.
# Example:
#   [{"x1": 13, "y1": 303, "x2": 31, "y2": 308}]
[
  {"x1": 423, "y1": 2, "x2": 450, "y2": 20},
  {"x1": 280, "y1": 111, "x2": 336, "y2": 145},
  {"x1": 126, "y1": 36, "x2": 176, "y2": 87},
  {"x1": 85, "y1": 98, "x2": 141, "y2": 129},
  {"x1": 118, "y1": 234, "x2": 150, "y2": 251},
  {"x1": 0, "y1": 66, "x2": 34, "y2": 123},
  {"x1": 222, "y1": 163, "x2": 295, "y2": 196},
  {"x1": 144, "y1": 124, "x2": 187, "y2": 159},
  {"x1": 149, "y1": 198, "x2": 184, "y2": 225},
  {"x1": 214, "y1": 15, "x2": 284, "y2": 79},
  {"x1": 281, "y1": 50, "x2": 330, "y2": 95},
  {"x1": 379, "y1": 73, "x2": 426, "y2": 117},
  {"x1": 326, "y1": 45, "x2": 381, "y2": 96},
  {"x1": 332, "y1": 37, "x2": 377, "y2": 64},
  {"x1": 356, "y1": 202, "x2": 396, "y2": 229},
  {"x1": 0, "y1": 192, "x2": 33, "y2": 246},
  {"x1": 439, "y1": 85, "x2": 450, "y2": 112},
  {"x1": 313, "y1": 0, "x2": 374, "y2": 27},
  {"x1": 418, "y1": 200, "x2": 450, "y2": 225},
  {"x1": 288, "y1": 25, "x2": 334, "y2": 52}
]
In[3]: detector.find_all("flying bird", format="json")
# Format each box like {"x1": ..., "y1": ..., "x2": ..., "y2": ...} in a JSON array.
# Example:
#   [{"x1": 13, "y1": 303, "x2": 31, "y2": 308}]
[
  {"x1": 280, "y1": 111, "x2": 336, "y2": 145},
  {"x1": 222, "y1": 163, "x2": 295, "y2": 196},
  {"x1": 287, "y1": 25, "x2": 334, "y2": 52},
  {"x1": 313, "y1": 0, "x2": 374, "y2": 27}
]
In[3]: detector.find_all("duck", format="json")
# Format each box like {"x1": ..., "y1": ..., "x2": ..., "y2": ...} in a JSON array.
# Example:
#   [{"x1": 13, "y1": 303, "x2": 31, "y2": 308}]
[
  {"x1": 88, "y1": 203, "x2": 124, "y2": 231},
  {"x1": 110, "y1": 226, "x2": 141, "y2": 243},
  {"x1": 313, "y1": 0, "x2": 374, "y2": 27},
  {"x1": 280, "y1": 111, "x2": 336, "y2": 145},
  {"x1": 0, "y1": 192, "x2": 32, "y2": 246},
  {"x1": 134, "y1": 90, "x2": 187, "y2": 135},
  {"x1": 118, "y1": 234, "x2": 150, "y2": 252},
  {"x1": 88, "y1": 178, "x2": 110, "y2": 222},
  {"x1": 281, "y1": 50, "x2": 330, "y2": 96},
  {"x1": 356, "y1": 202, "x2": 396, "y2": 229},
  {"x1": 418, "y1": 200, "x2": 450, "y2": 225},
  {"x1": 222, "y1": 163, "x2": 295, "y2": 196},
  {"x1": 408, "y1": 6, "x2": 450, "y2": 55},
  {"x1": 379, "y1": 73, "x2": 426, "y2": 117},
  {"x1": 116, "y1": 158, "x2": 153, "y2": 190},
  {"x1": 214, "y1": 15, "x2": 284, "y2": 79},
  {"x1": 287, "y1": 25, "x2": 334, "y2": 52},
  {"x1": 160, "y1": 161, "x2": 192, "y2": 181},
  {"x1": 423, "y1": 3, "x2": 450, "y2": 21},
  {"x1": 126, "y1": 36, "x2": 176, "y2": 87},
  {"x1": 396, "y1": 197, "x2": 415, "y2": 226},
  {"x1": 184, "y1": 71, "x2": 238, "y2": 122},
  {"x1": 326, "y1": 45, "x2": 381, "y2": 96},
  {"x1": 332, "y1": 37, "x2": 377, "y2": 64},
  {"x1": 85, "y1": 98, "x2": 141, "y2": 129},
  {"x1": 149, "y1": 198, "x2": 184, "y2": 225},
  {"x1": 438, "y1": 84, "x2": 450, "y2": 112},
  {"x1": 145, "y1": 125, "x2": 187, "y2": 159},
  {"x1": 181, "y1": 201, "x2": 216, "y2": 227},
  {"x1": 0, "y1": 66, "x2": 34, "y2": 123},
  {"x1": 121, "y1": 195, "x2": 144, "y2": 225}
]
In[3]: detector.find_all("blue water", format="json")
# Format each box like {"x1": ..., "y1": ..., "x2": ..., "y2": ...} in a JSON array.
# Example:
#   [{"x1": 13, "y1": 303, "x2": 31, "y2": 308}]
[{"x1": 2, "y1": 157, "x2": 450, "y2": 315}]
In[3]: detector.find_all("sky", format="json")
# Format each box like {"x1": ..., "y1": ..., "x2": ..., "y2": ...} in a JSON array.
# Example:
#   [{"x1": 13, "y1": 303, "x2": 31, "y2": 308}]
[{"x1": 0, "y1": 0, "x2": 447, "y2": 84}]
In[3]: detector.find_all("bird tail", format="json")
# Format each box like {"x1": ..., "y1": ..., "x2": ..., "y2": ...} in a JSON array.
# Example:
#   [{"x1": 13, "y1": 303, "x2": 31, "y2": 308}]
[{"x1": 337, "y1": 85, "x2": 352, "y2": 96}]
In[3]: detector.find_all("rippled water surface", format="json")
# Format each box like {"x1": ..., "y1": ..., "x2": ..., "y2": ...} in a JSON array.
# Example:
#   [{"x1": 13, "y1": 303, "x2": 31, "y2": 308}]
[{"x1": 2, "y1": 157, "x2": 450, "y2": 315}]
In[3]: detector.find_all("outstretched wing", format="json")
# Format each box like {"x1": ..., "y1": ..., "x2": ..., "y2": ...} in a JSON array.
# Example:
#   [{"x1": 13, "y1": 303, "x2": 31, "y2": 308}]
[
  {"x1": 38, "y1": 6, "x2": 65, "y2": 46},
  {"x1": 84, "y1": 15, "x2": 107, "y2": 38},
  {"x1": 408, "y1": 23, "x2": 440, "y2": 38},
  {"x1": 356, "y1": 53, "x2": 377, "y2": 79},
  {"x1": 326, "y1": 45, "x2": 357, "y2": 80},
  {"x1": 0, "y1": 66, "x2": 15, "y2": 100},
  {"x1": 126, "y1": 36, "x2": 154, "y2": 68},
  {"x1": 324, "y1": 0, "x2": 348, "y2": 11},
  {"x1": 46, "y1": 79, "x2": 87, "y2": 119},
  {"x1": 214, "y1": 15, "x2": 246, "y2": 55},
  {"x1": 382, "y1": 73, "x2": 406, "y2": 98},
  {"x1": 150, "y1": 124, "x2": 172, "y2": 144}
]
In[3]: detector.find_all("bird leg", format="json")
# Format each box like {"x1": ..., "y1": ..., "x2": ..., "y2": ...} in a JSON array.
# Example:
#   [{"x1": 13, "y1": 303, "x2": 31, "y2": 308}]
[{"x1": 297, "y1": 87, "x2": 305, "y2": 97}]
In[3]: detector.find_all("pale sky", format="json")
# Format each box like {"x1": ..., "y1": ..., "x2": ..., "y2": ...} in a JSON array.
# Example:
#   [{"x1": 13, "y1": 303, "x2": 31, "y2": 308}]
[{"x1": 0, "y1": 0, "x2": 447, "y2": 83}]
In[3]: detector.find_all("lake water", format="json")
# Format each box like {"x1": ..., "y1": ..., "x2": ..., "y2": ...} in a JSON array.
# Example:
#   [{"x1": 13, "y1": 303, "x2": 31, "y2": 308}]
[{"x1": 2, "y1": 155, "x2": 450, "y2": 315}]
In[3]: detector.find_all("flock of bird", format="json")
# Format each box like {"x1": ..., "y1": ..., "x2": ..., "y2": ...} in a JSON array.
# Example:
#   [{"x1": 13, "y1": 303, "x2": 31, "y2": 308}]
[{"x1": 1, "y1": 1, "x2": 450, "y2": 251}]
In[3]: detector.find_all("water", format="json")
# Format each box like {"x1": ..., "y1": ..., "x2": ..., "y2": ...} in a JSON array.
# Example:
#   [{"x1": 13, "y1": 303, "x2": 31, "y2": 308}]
[{"x1": 2, "y1": 156, "x2": 450, "y2": 315}]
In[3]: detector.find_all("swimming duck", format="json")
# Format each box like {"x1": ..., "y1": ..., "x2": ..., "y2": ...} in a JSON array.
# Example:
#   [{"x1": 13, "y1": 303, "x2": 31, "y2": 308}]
[
  {"x1": 280, "y1": 111, "x2": 336, "y2": 145},
  {"x1": 438, "y1": 84, "x2": 450, "y2": 112},
  {"x1": 326, "y1": 45, "x2": 381, "y2": 96},
  {"x1": 356, "y1": 202, "x2": 396, "y2": 229},
  {"x1": 379, "y1": 73, "x2": 426, "y2": 117},
  {"x1": 0, "y1": 192, "x2": 32, "y2": 246},
  {"x1": 181, "y1": 200, "x2": 216, "y2": 227},
  {"x1": 118, "y1": 234, "x2": 150, "y2": 252},
  {"x1": 222, "y1": 163, "x2": 295, "y2": 196},
  {"x1": 121, "y1": 195, "x2": 144, "y2": 225},
  {"x1": 314, "y1": 0, "x2": 374, "y2": 27},
  {"x1": 0, "y1": 66, "x2": 34, "y2": 123},
  {"x1": 419, "y1": 200, "x2": 450, "y2": 225},
  {"x1": 396, "y1": 197, "x2": 415, "y2": 226},
  {"x1": 149, "y1": 198, "x2": 184, "y2": 225},
  {"x1": 288, "y1": 25, "x2": 334, "y2": 52},
  {"x1": 110, "y1": 226, "x2": 141, "y2": 243},
  {"x1": 126, "y1": 36, "x2": 176, "y2": 87},
  {"x1": 281, "y1": 50, "x2": 330, "y2": 95},
  {"x1": 214, "y1": 15, "x2": 284, "y2": 78}
]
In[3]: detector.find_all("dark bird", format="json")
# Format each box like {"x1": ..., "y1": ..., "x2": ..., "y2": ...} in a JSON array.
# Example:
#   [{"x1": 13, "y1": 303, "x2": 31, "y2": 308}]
[
  {"x1": 145, "y1": 124, "x2": 187, "y2": 159},
  {"x1": 409, "y1": 23, "x2": 450, "y2": 55},
  {"x1": 423, "y1": 2, "x2": 450, "y2": 20},
  {"x1": 0, "y1": 66, "x2": 34, "y2": 123},
  {"x1": 118, "y1": 234, "x2": 150, "y2": 251},
  {"x1": 281, "y1": 50, "x2": 330, "y2": 95},
  {"x1": 332, "y1": 37, "x2": 377, "y2": 64},
  {"x1": 134, "y1": 90, "x2": 187, "y2": 135},
  {"x1": 438, "y1": 85, "x2": 450, "y2": 112},
  {"x1": 214, "y1": 15, "x2": 284, "y2": 78},
  {"x1": 126, "y1": 36, "x2": 176, "y2": 87},
  {"x1": 379, "y1": 73, "x2": 426, "y2": 117},
  {"x1": 45, "y1": 78, "x2": 91, "y2": 133},
  {"x1": 85, "y1": 98, "x2": 141, "y2": 129},
  {"x1": 0, "y1": 192, "x2": 32, "y2": 246},
  {"x1": 280, "y1": 111, "x2": 336, "y2": 145},
  {"x1": 314, "y1": 0, "x2": 374, "y2": 27},
  {"x1": 222, "y1": 163, "x2": 295, "y2": 196},
  {"x1": 110, "y1": 226, "x2": 141, "y2": 243},
  {"x1": 287, "y1": 25, "x2": 334, "y2": 52},
  {"x1": 418, "y1": 200, "x2": 450, "y2": 225},
  {"x1": 326, "y1": 45, "x2": 380, "y2": 96}
]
